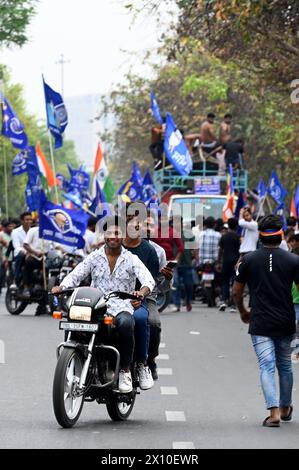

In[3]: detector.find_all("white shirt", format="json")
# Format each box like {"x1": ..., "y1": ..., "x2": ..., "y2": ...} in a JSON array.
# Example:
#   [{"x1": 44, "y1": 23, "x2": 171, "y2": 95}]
[
  {"x1": 84, "y1": 229, "x2": 97, "y2": 255},
  {"x1": 239, "y1": 219, "x2": 259, "y2": 253},
  {"x1": 280, "y1": 240, "x2": 289, "y2": 251},
  {"x1": 61, "y1": 246, "x2": 155, "y2": 316},
  {"x1": 11, "y1": 226, "x2": 28, "y2": 257},
  {"x1": 149, "y1": 240, "x2": 167, "y2": 270},
  {"x1": 24, "y1": 227, "x2": 51, "y2": 254}
]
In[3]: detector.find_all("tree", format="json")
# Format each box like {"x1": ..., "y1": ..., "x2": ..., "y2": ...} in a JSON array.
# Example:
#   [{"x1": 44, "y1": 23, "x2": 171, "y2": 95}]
[
  {"x1": 0, "y1": 65, "x2": 81, "y2": 216},
  {"x1": 0, "y1": 0, "x2": 37, "y2": 47}
]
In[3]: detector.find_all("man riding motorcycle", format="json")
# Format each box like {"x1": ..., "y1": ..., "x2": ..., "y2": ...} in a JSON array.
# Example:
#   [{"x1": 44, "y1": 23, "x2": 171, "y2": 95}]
[{"x1": 52, "y1": 215, "x2": 155, "y2": 394}]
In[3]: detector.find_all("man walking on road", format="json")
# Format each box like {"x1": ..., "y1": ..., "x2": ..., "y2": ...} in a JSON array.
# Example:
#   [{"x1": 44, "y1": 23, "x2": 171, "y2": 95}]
[{"x1": 233, "y1": 215, "x2": 299, "y2": 427}]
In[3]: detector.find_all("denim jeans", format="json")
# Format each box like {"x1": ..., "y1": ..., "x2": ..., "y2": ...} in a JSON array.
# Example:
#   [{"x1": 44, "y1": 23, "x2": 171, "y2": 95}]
[
  {"x1": 294, "y1": 304, "x2": 299, "y2": 323},
  {"x1": 133, "y1": 303, "x2": 150, "y2": 363},
  {"x1": 173, "y1": 267, "x2": 194, "y2": 308},
  {"x1": 252, "y1": 335, "x2": 294, "y2": 409}
]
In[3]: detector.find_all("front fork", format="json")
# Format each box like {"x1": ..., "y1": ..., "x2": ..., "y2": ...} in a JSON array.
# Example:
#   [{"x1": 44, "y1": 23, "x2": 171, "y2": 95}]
[{"x1": 78, "y1": 334, "x2": 96, "y2": 391}]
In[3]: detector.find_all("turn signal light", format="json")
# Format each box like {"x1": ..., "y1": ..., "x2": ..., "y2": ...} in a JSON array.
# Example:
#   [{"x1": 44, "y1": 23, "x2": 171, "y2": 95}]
[
  {"x1": 53, "y1": 311, "x2": 62, "y2": 320},
  {"x1": 104, "y1": 316, "x2": 113, "y2": 325}
]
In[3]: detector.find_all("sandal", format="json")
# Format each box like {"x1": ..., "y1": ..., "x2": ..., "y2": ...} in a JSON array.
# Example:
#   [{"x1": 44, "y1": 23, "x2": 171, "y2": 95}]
[
  {"x1": 262, "y1": 417, "x2": 280, "y2": 428},
  {"x1": 281, "y1": 406, "x2": 293, "y2": 422}
]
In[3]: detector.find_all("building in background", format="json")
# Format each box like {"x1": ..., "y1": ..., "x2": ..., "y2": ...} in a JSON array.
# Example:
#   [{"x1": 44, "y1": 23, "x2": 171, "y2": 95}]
[{"x1": 65, "y1": 94, "x2": 114, "y2": 171}]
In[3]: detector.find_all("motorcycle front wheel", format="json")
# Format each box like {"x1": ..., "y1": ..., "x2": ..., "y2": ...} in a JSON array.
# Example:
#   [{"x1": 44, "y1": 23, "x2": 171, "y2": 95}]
[
  {"x1": 106, "y1": 394, "x2": 136, "y2": 421},
  {"x1": 5, "y1": 289, "x2": 27, "y2": 315},
  {"x1": 52, "y1": 348, "x2": 84, "y2": 428}
]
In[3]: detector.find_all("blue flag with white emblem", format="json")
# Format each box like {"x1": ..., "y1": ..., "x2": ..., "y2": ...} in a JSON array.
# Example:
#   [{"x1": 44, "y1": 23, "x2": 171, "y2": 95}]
[
  {"x1": 1, "y1": 95, "x2": 28, "y2": 149},
  {"x1": 257, "y1": 178, "x2": 266, "y2": 198},
  {"x1": 140, "y1": 169, "x2": 158, "y2": 205},
  {"x1": 68, "y1": 164, "x2": 90, "y2": 192},
  {"x1": 12, "y1": 146, "x2": 38, "y2": 176},
  {"x1": 43, "y1": 77, "x2": 68, "y2": 149},
  {"x1": 39, "y1": 192, "x2": 88, "y2": 249},
  {"x1": 164, "y1": 113, "x2": 193, "y2": 176},
  {"x1": 150, "y1": 91, "x2": 163, "y2": 125},
  {"x1": 267, "y1": 171, "x2": 287, "y2": 205}
]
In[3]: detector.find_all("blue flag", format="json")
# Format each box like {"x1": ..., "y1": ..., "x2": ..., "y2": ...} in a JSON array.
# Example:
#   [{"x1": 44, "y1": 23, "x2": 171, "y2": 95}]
[
  {"x1": 132, "y1": 161, "x2": 143, "y2": 187},
  {"x1": 140, "y1": 169, "x2": 158, "y2": 205},
  {"x1": 25, "y1": 164, "x2": 42, "y2": 213},
  {"x1": 39, "y1": 192, "x2": 88, "y2": 249},
  {"x1": 68, "y1": 164, "x2": 90, "y2": 192},
  {"x1": 12, "y1": 146, "x2": 38, "y2": 176},
  {"x1": 267, "y1": 171, "x2": 287, "y2": 205},
  {"x1": 63, "y1": 188, "x2": 84, "y2": 209},
  {"x1": 150, "y1": 91, "x2": 163, "y2": 125},
  {"x1": 1, "y1": 95, "x2": 28, "y2": 149},
  {"x1": 257, "y1": 178, "x2": 266, "y2": 198},
  {"x1": 164, "y1": 113, "x2": 193, "y2": 176},
  {"x1": 43, "y1": 77, "x2": 68, "y2": 149},
  {"x1": 89, "y1": 180, "x2": 111, "y2": 219}
]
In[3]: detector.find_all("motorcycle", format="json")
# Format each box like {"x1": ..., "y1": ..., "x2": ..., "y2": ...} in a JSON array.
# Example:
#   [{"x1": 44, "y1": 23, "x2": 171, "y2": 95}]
[
  {"x1": 57, "y1": 253, "x2": 84, "y2": 286},
  {"x1": 200, "y1": 260, "x2": 216, "y2": 307},
  {"x1": 5, "y1": 249, "x2": 64, "y2": 316},
  {"x1": 51, "y1": 287, "x2": 141, "y2": 428}
]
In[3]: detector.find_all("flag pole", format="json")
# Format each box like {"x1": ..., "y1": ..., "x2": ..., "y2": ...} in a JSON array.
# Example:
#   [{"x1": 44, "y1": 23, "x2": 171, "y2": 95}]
[
  {"x1": 47, "y1": 131, "x2": 59, "y2": 203},
  {"x1": 0, "y1": 80, "x2": 9, "y2": 219}
]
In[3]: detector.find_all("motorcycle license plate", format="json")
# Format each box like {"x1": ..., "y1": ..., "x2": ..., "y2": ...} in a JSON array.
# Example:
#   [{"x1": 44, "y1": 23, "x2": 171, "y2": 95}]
[
  {"x1": 59, "y1": 322, "x2": 99, "y2": 332},
  {"x1": 202, "y1": 273, "x2": 215, "y2": 281}
]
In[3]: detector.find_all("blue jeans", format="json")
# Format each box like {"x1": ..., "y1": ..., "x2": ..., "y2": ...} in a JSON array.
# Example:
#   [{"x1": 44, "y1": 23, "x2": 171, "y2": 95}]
[
  {"x1": 173, "y1": 267, "x2": 194, "y2": 308},
  {"x1": 294, "y1": 304, "x2": 299, "y2": 323},
  {"x1": 133, "y1": 304, "x2": 150, "y2": 363},
  {"x1": 252, "y1": 335, "x2": 294, "y2": 409}
]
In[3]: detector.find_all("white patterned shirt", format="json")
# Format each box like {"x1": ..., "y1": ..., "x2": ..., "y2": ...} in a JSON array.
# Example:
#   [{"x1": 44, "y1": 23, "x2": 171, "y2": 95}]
[{"x1": 61, "y1": 246, "x2": 155, "y2": 316}]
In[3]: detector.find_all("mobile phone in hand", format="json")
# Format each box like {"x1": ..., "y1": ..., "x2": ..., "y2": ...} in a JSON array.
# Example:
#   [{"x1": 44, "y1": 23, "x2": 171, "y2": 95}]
[{"x1": 166, "y1": 260, "x2": 178, "y2": 269}]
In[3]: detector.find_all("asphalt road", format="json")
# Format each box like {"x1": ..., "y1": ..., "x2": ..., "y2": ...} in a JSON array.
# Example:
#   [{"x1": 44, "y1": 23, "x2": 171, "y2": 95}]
[{"x1": 0, "y1": 295, "x2": 298, "y2": 449}]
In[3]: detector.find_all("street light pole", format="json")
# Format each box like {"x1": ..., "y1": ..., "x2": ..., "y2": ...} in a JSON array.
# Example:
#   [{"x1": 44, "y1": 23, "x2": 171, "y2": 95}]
[{"x1": 55, "y1": 53, "x2": 70, "y2": 98}]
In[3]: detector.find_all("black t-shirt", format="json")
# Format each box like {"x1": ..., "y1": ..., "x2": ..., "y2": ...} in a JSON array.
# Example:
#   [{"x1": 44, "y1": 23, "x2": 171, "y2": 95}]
[
  {"x1": 219, "y1": 231, "x2": 240, "y2": 265},
  {"x1": 124, "y1": 240, "x2": 160, "y2": 290},
  {"x1": 235, "y1": 247, "x2": 299, "y2": 337}
]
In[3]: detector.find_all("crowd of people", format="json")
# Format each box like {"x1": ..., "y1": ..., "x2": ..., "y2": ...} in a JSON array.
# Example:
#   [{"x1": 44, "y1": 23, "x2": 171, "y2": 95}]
[
  {"x1": 149, "y1": 112, "x2": 244, "y2": 174},
  {"x1": 2, "y1": 201, "x2": 299, "y2": 426}
]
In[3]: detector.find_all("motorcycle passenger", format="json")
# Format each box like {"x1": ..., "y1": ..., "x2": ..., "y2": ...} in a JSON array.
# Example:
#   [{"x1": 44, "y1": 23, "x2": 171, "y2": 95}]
[
  {"x1": 0, "y1": 219, "x2": 14, "y2": 292},
  {"x1": 123, "y1": 212, "x2": 160, "y2": 390},
  {"x1": 10, "y1": 212, "x2": 33, "y2": 288},
  {"x1": 22, "y1": 225, "x2": 51, "y2": 299},
  {"x1": 145, "y1": 212, "x2": 173, "y2": 380},
  {"x1": 52, "y1": 216, "x2": 155, "y2": 394}
]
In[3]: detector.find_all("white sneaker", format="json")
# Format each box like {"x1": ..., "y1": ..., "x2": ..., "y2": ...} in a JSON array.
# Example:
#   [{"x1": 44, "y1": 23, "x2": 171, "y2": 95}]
[
  {"x1": 118, "y1": 370, "x2": 133, "y2": 393},
  {"x1": 138, "y1": 364, "x2": 154, "y2": 390},
  {"x1": 218, "y1": 303, "x2": 227, "y2": 312}
]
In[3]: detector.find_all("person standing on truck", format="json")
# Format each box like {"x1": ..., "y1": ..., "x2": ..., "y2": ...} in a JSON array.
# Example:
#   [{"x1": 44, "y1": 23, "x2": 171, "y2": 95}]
[
  {"x1": 149, "y1": 117, "x2": 166, "y2": 171},
  {"x1": 219, "y1": 114, "x2": 233, "y2": 145},
  {"x1": 200, "y1": 113, "x2": 218, "y2": 154}
]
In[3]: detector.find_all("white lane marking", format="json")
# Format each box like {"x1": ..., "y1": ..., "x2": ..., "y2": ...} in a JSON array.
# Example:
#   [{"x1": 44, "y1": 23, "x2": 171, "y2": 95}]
[
  {"x1": 157, "y1": 368, "x2": 173, "y2": 375},
  {"x1": 160, "y1": 343, "x2": 166, "y2": 349},
  {"x1": 190, "y1": 331, "x2": 200, "y2": 335},
  {"x1": 157, "y1": 354, "x2": 169, "y2": 360},
  {"x1": 161, "y1": 387, "x2": 178, "y2": 395},
  {"x1": 173, "y1": 442, "x2": 195, "y2": 449},
  {"x1": 166, "y1": 411, "x2": 186, "y2": 422}
]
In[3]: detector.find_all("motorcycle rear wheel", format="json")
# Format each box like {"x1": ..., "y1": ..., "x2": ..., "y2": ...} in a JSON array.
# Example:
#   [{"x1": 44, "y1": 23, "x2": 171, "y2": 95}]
[
  {"x1": 53, "y1": 348, "x2": 84, "y2": 428},
  {"x1": 106, "y1": 394, "x2": 136, "y2": 421},
  {"x1": 5, "y1": 289, "x2": 27, "y2": 315}
]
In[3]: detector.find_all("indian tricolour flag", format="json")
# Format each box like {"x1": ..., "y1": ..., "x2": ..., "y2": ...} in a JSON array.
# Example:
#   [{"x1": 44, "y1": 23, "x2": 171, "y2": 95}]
[
  {"x1": 93, "y1": 142, "x2": 115, "y2": 202},
  {"x1": 36, "y1": 142, "x2": 56, "y2": 188}
]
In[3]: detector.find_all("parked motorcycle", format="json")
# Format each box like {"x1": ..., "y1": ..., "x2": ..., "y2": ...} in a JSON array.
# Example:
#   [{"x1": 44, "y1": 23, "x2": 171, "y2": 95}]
[{"x1": 51, "y1": 287, "x2": 141, "y2": 428}]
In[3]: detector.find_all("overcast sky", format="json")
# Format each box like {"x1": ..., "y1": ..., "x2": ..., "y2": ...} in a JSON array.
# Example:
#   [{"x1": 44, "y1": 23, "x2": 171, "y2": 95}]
[{"x1": 1, "y1": 0, "x2": 174, "y2": 117}]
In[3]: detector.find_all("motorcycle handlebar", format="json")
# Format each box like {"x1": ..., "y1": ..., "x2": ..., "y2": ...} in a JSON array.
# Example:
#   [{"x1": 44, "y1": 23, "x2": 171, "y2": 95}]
[{"x1": 48, "y1": 289, "x2": 140, "y2": 301}]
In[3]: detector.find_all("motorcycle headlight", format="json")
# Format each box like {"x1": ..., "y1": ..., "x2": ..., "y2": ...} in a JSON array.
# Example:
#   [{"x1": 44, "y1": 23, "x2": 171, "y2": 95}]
[{"x1": 69, "y1": 306, "x2": 92, "y2": 321}]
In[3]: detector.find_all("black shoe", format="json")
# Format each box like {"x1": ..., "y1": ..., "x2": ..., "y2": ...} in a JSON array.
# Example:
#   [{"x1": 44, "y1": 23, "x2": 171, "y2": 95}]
[{"x1": 148, "y1": 361, "x2": 158, "y2": 381}]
